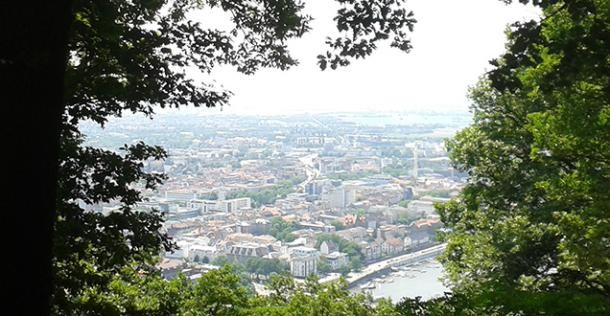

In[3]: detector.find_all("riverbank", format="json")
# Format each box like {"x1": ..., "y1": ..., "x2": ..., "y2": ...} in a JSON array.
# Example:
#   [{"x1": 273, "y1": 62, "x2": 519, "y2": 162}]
[
  {"x1": 346, "y1": 243, "x2": 447, "y2": 287},
  {"x1": 254, "y1": 244, "x2": 448, "y2": 297},
  {"x1": 354, "y1": 258, "x2": 448, "y2": 302}
]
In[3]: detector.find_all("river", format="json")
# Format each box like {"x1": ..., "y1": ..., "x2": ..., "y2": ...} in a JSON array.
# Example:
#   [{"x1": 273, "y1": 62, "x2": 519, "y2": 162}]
[{"x1": 355, "y1": 258, "x2": 449, "y2": 302}]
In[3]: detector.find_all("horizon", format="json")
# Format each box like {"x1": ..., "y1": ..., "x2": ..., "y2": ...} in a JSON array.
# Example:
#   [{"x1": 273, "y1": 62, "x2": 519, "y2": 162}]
[{"x1": 103, "y1": 108, "x2": 474, "y2": 122}]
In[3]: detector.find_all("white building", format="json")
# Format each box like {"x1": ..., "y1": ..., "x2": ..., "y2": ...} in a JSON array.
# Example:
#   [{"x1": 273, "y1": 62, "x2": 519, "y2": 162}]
[
  {"x1": 325, "y1": 251, "x2": 349, "y2": 270},
  {"x1": 164, "y1": 240, "x2": 191, "y2": 259},
  {"x1": 319, "y1": 240, "x2": 338, "y2": 256},
  {"x1": 321, "y1": 186, "x2": 355, "y2": 209},
  {"x1": 217, "y1": 197, "x2": 251, "y2": 213},
  {"x1": 227, "y1": 242, "x2": 270, "y2": 258},
  {"x1": 289, "y1": 246, "x2": 319, "y2": 278},
  {"x1": 187, "y1": 199, "x2": 218, "y2": 213},
  {"x1": 188, "y1": 245, "x2": 218, "y2": 262},
  {"x1": 186, "y1": 197, "x2": 251, "y2": 213}
]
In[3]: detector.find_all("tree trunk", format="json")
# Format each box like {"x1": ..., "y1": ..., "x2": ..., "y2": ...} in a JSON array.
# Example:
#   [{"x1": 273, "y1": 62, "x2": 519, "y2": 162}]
[{"x1": 0, "y1": 1, "x2": 72, "y2": 314}]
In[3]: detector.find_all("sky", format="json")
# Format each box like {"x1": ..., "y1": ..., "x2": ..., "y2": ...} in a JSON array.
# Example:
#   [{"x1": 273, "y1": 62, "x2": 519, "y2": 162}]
[{"x1": 161, "y1": 0, "x2": 540, "y2": 116}]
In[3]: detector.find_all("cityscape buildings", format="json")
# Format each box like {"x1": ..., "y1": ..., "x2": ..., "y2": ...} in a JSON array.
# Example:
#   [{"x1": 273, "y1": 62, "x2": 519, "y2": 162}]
[{"x1": 80, "y1": 111, "x2": 468, "y2": 283}]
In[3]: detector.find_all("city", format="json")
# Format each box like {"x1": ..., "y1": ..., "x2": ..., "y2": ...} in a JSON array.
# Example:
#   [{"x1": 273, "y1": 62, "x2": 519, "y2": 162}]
[{"x1": 80, "y1": 111, "x2": 470, "y2": 300}]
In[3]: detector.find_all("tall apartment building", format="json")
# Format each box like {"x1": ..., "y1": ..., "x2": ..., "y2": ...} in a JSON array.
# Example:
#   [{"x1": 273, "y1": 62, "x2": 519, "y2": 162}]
[{"x1": 321, "y1": 186, "x2": 355, "y2": 209}]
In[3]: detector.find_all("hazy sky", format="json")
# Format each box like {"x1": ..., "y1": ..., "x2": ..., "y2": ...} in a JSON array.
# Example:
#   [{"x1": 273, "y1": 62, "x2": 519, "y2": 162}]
[{"x1": 164, "y1": 0, "x2": 540, "y2": 116}]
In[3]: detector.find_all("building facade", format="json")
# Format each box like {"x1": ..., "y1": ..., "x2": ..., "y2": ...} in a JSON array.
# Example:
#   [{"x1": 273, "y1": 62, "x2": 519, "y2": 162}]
[
  {"x1": 217, "y1": 197, "x2": 251, "y2": 213},
  {"x1": 188, "y1": 197, "x2": 252, "y2": 213},
  {"x1": 326, "y1": 251, "x2": 349, "y2": 270},
  {"x1": 289, "y1": 246, "x2": 319, "y2": 278}
]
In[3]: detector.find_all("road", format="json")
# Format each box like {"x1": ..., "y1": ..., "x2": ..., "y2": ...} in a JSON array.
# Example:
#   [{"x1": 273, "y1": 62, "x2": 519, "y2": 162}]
[
  {"x1": 346, "y1": 243, "x2": 447, "y2": 285},
  {"x1": 298, "y1": 153, "x2": 319, "y2": 189}
]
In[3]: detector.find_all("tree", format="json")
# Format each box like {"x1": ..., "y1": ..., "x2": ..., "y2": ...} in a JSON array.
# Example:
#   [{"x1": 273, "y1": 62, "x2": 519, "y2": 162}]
[
  {"x1": 48, "y1": 0, "x2": 419, "y2": 313},
  {"x1": 212, "y1": 256, "x2": 232, "y2": 267},
  {"x1": 438, "y1": 0, "x2": 610, "y2": 313},
  {"x1": 182, "y1": 265, "x2": 250, "y2": 316},
  {"x1": 227, "y1": 181, "x2": 295, "y2": 207},
  {"x1": 2, "y1": 2, "x2": 73, "y2": 314},
  {"x1": 349, "y1": 256, "x2": 363, "y2": 272},
  {"x1": 318, "y1": 258, "x2": 332, "y2": 274},
  {"x1": 330, "y1": 220, "x2": 346, "y2": 231},
  {"x1": 269, "y1": 217, "x2": 297, "y2": 242},
  {"x1": 265, "y1": 273, "x2": 297, "y2": 304},
  {"x1": 375, "y1": 299, "x2": 401, "y2": 316},
  {"x1": 74, "y1": 267, "x2": 191, "y2": 315},
  {"x1": 394, "y1": 294, "x2": 469, "y2": 316},
  {"x1": 244, "y1": 257, "x2": 289, "y2": 276},
  {"x1": 250, "y1": 275, "x2": 377, "y2": 316}
]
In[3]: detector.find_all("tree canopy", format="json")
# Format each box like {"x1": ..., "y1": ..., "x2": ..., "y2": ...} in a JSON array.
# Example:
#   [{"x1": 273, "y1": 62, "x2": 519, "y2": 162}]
[
  {"x1": 226, "y1": 180, "x2": 295, "y2": 207},
  {"x1": 268, "y1": 217, "x2": 297, "y2": 242},
  {"x1": 437, "y1": 0, "x2": 610, "y2": 313}
]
